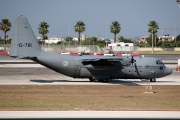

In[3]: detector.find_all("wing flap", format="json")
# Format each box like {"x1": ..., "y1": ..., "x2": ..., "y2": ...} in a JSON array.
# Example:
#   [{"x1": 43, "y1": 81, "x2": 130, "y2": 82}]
[
  {"x1": 81, "y1": 58, "x2": 124, "y2": 63},
  {"x1": 80, "y1": 57, "x2": 132, "y2": 67}
]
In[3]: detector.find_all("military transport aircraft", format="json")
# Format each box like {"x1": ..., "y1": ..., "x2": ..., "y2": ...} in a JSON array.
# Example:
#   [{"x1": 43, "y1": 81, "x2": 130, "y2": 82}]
[{"x1": 9, "y1": 16, "x2": 172, "y2": 82}]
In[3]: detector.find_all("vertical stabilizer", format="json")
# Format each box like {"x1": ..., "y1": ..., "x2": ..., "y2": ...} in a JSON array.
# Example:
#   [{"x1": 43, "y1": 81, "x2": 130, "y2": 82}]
[{"x1": 9, "y1": 15, "x2": 41, "y2": 58}]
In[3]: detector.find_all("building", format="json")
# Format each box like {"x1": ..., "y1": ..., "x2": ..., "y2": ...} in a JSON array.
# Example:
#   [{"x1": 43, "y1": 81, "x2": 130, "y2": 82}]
[
  {"x1": 37, "y1": 37, "x2": 64, "y2": 44},
  {"x1": 72, "y1": 37, "x2": 78, "y2": 41},
  {"x1": 158, "y1": 35, "x2": 175, "y2": 41},
  {"x1": 106, "y1": 42, "x2": 134, "y2": 53},
  {"x1": 139, "y1": 36, "x2": 148, "y2": 44},
  {"x1": 82, "y1": 34, "x2": 86, "y2": 41},
  {"x1": 139, "y1": 35, "x2": 175, "y2": 43}
]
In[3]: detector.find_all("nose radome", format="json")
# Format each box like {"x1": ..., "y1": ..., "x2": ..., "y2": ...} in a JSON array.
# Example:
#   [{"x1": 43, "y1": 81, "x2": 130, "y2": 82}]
[{"x1": 164, "y1": 67, "x2": 172, "y2": 76}]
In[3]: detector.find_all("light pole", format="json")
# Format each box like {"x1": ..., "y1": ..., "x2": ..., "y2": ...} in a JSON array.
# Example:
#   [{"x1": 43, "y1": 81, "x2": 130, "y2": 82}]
[
  {"x1": 105, "y1": 40, "x2": 107, "y2": 49},
  {"x1": 155, "y1": 34, "x2": 156, "y2": 48},
  {"x1": 144, "y1": 30, "x2": 147, "y2": 47},
  {"x1": 161, "y1": 28, "x2": 164, "y2": 36},
  {"x1": 144, "y1": 30, "x2": 147, "y2": 36},
  {"x1": 152, "y1": 28, "x2": 154, "y2": 53},
  {"x1": 47, "y1": 30, "x2": 50, "y2": 52},
  {"x1": 175, "y1": 26, "x2": 177, "y2": 43},
  {"x1": 68, "y1": 25, "x2": 71, "y2": 52}
]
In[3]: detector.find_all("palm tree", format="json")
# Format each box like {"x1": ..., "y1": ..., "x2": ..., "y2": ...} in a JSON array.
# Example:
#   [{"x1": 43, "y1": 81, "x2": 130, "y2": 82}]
[
  {"x1": 148, "y1": 21, "x2": 159, "y2": 53},
  {"x1": 91, "y1": 37, "x2": 97, "y2": 45},
  {"x1": 74, "y1": 21, "x2": 86, "y2": 45},
  {"x1": 0, "y1": 19, "x2": 11, "y2": 52},
  {"x1": 118, "y1": 36, "x2": 124, "y2": 42},
  {"x1": 38, "y1": 21, "x2": 49, "y2": 48},
  {"x1": 91, "y1": 37, "x2": 97, "y2": 52},
  {"x1": 110, "y1": 21, "x2": 121, "y2": 43}
]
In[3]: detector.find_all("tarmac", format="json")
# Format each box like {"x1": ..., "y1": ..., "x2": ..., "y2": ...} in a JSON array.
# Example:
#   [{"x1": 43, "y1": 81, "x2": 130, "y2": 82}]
[
  {"x1": 0, "y1": 66, "x2": 179, "y2": 86},
  {"x1": 0, "y1": 54, "x2": 179, "y2": 86},
  {"x1": 0, "y1": 54, "x2": 180, "y2": 119}
]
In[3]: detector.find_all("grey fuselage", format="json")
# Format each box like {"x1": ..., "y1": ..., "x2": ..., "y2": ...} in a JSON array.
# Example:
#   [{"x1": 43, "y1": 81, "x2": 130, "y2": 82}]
[
  {"x1": 9, "y1": 16, "x2": 172, "y2": 82},
  {"x1": 34, "y1": 51, "x2": 172, "y2": 80}
]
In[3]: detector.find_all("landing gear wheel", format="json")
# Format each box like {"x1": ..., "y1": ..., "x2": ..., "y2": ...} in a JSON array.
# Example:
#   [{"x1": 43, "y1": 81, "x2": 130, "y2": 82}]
[
  {"x1": 98, "y1": 80, "x2": 104, "y2": 82},
  {"x1": 105, "y1": 79, "x2": 110, "y2": 82},
  {"x1": 150, "y1": 78, "x2": 156, "y2": 82},
  {"x1": 98, "y1": 79, "x2": 111, "y2": 82},
  {"x1": 104, "y1": 79, "x2": 112, "y2": 83},
  {"x1": 89, "y1": 78, "x2": 95, "y2": 82}
]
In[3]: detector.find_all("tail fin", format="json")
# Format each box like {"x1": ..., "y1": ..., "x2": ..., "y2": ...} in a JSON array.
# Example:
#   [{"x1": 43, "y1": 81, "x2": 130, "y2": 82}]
[{"x1": 9, "y1": 15, "x2": 41, "y2": 58}]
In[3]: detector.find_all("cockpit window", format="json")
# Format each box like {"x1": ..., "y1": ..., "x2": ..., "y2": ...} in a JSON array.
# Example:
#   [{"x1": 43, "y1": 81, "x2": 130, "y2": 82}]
[{"x1": 156, "y1": 60, "x2": 163, "y2": 64}]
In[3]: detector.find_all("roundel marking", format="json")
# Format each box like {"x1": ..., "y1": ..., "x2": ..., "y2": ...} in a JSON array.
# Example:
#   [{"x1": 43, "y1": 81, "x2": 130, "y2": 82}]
[{"x1": 63, "y1": 61, "x2": 68, "y2": 66}]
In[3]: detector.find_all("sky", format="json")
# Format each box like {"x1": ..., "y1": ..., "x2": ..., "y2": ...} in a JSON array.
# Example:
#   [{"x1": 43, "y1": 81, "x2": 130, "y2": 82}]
[{"x1": 0, "y1": 0, "x2": 180, "y2": 39}]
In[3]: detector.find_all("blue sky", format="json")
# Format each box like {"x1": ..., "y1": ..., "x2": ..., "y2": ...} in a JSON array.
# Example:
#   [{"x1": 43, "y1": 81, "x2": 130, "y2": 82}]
[{"x1": 0, "y1": 0, "x2": 180, "y2": 39}]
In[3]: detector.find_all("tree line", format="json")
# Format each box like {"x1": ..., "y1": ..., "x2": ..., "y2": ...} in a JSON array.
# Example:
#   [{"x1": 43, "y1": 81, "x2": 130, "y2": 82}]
[
  {"x1": 0, "y1": 18, "x2": 180, "y2": 51},
  {"x1": 139, "y1": 21, "x2": 180, "y2": 48}
]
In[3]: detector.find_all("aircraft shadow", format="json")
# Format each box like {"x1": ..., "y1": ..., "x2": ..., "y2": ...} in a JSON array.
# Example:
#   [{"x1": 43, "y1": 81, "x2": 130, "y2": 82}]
[
  {"x1": 30, "y1": 79, "x2": 176, "y2": 86},
  {"x1": 30, "y1": 79, "x2": 89, "y2": 83},
  {"x1": 106, "y1": 79, "x2": 141, "y2": 86},
  {"x1": 30, "y1": 79, "x2": 142, "y2": 86},
  {"x1": 108, "y1": 80, "x2": 176, "y2": 86}
]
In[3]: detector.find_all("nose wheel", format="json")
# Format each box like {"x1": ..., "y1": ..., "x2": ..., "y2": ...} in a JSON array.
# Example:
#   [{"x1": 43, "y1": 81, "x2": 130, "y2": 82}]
[{"x1": 150, "y1": 78, "x2": 156, "y2": 82}]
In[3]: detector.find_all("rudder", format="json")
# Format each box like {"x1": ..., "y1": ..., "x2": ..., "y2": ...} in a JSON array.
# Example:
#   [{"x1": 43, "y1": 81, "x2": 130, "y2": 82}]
[{"x1": 9, "y1": 15, "x2": 41, "y2": 58}]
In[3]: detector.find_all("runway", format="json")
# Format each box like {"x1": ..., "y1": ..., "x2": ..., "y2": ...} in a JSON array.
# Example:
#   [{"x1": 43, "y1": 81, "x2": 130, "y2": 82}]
[
  {"x1": 0, "y1": 62, "x2": 179, "y2": 86},
  {"x1": 0, "y1": 111, "x2": 180, "y2": 119}
]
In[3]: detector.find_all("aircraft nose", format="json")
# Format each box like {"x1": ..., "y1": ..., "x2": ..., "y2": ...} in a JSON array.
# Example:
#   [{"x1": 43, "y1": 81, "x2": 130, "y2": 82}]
[{"x1": 164, "y1": 67, "x2": 172, "y2": 76}]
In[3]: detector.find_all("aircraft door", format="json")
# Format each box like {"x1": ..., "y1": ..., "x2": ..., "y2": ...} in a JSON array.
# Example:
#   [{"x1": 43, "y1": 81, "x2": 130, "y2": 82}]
[
  {"x1": 74, "y1": 61, "x2": 81, "y2": 78},
  {"x1": 156, "y1": 60, "x2": 164, "y2": 77},
  {"x1": 158, "y1": 66, "x2": 164, "y2": 76}
]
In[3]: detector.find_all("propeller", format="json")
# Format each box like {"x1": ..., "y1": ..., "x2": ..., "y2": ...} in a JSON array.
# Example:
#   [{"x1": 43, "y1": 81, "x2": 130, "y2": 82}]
[{"x1": 131, "y1": 54, "x2": 136, "y2": 65}]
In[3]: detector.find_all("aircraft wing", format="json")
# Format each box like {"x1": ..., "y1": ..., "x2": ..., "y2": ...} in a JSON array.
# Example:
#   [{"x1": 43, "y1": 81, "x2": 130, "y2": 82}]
[
  {"x1": 79, "y1": 57, "x2": 131, "y2": 66},
  {"x1": 81, "y1": 59, "x2": 125, "y2": 64}
]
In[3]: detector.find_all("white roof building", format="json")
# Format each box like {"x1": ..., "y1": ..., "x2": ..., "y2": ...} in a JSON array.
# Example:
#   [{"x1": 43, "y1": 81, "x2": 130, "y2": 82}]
[
  {"x1": 72, "y1": 37, "x2": 79, "y2": 41},
  {"x1": 107, "y1": 42, "x2": 134, "y2": 53},
  {"x1": 45, "y1": 37, "x2": 65, "y2": 44}
]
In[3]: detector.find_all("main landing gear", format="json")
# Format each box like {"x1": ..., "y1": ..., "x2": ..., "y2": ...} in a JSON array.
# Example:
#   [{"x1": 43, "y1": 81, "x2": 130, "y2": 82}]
[
  {"x1": 89, "y1": 78, "x2": 112, "y2": 82},
  {"x1": 150, "y1": 78, "x2": 156, "y2": 82},
  {"x1": 89, "y1": 77, "x2": 95, "y2": 82}
]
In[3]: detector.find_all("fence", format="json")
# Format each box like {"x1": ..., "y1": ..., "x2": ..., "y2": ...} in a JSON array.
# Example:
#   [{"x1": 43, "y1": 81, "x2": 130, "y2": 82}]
[
  {"x1": 0, "y1": 44, "x2": 102, "y2": 53},
  {"x1": 0, "y1": 44, "x2": 10, "y2": 52},
  {"x1": 5, "y1": 44, "x2": 180, "y2": 53},
  {"x1": 41, "y1": 44, "x2": 102, "y2": 53}
]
